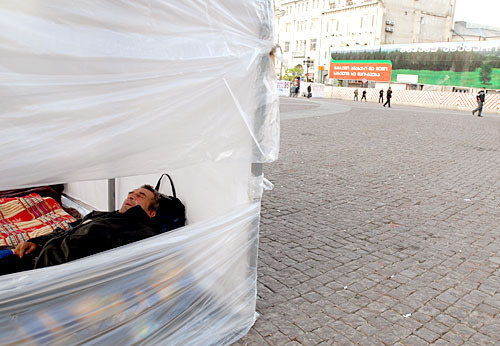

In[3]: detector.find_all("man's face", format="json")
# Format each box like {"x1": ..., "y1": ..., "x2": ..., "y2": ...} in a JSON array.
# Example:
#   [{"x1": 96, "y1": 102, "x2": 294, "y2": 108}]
[{"x1": 119, "y1": 187, "x2": 156, "y2": 218}]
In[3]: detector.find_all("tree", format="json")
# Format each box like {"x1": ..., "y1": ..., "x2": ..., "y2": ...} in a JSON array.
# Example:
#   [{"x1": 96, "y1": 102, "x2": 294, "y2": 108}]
[
  {"x1": 480, "y1": 61, "x2": 492, "y2": 85},
  {"x1": 283, "y1": 66, "x2": 304, "y2": 81}
]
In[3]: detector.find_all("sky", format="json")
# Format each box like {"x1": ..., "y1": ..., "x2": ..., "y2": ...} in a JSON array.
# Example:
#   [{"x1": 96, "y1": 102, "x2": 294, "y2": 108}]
[{"x1": 454, "y1": 0, "x2": 499, "y2": 28}]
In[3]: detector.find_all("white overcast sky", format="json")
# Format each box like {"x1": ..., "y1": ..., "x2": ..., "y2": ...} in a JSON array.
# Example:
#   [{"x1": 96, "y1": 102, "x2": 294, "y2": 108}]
[{"x1": 454, "y1": 0, "x2": 499, "y2": 28}]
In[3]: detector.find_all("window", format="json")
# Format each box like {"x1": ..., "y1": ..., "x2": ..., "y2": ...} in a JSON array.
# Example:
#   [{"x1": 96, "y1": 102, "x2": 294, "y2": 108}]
[
  {"x1": 284, "y1": 41, "x2": 290, "y2": 52},
  {"x1": 310, "y1": 39, "x2": 317, "y2": 51},
  {"x1": 310, "y1": 19, "x2": 317, "y2": 30}
]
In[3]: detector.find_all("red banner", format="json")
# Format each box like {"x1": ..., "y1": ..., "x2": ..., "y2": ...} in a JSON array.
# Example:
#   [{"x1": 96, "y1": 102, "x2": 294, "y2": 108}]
[{"x1": 329, "y1": 61, "x2": 392, "y2": 82}]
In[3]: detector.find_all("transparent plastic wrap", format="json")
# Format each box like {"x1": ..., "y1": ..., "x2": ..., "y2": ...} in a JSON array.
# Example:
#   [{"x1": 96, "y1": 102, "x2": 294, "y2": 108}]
[
  {"x1": 0, "y1": 0, "x2": 279, "y2": 190},
  {"x1": 0, "y1": 0, "x2": 279, "y2": 344},
  {"x1": 0, "y1": 203, "x2": 261, "y2": 345}
]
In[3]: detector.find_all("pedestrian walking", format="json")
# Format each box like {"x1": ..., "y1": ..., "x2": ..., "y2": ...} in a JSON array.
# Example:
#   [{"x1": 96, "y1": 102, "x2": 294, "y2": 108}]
[
  {"x1": 379, "y1": 89, "x2": 384, "y2": 103},
  {"x1": 361, "y1": 90, "x2": 367, "y2": 102},
  {"x1": 353, "y1": 89, "x2": 358, "y2": 101},
  {"x1": 293, "y1": 78, "x2": 300, "y2": 98},
  {"x1": 472, "y1": 87, "x2": 486, "y2": 117},
  {"x1": 383, "y1": 87, "x2": 392, "y2": 108}
]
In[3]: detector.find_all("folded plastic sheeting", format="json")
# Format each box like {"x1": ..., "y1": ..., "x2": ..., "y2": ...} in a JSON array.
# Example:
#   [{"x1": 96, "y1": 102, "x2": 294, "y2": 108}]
[
  {"x1": 0, "y1": 0, "x2": 278, "y2": 190},
  {"x1": 0, "y1": 1, "x2": 278, "y2": 343},
  {"x1": 0, "y1": 203, "x2": 261, "y2": 345}
]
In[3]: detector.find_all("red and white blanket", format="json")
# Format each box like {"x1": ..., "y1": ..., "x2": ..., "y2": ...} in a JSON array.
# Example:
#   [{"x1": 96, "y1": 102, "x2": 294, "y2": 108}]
[{"x1": 0, "y1": 193, "x2": 76, "y2": 247}]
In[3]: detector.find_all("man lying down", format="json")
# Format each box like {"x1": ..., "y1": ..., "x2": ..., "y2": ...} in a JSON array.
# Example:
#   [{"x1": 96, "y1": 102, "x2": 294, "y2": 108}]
[{"x1": 0, "y1": 185, "x2": 161, "y2": 276}]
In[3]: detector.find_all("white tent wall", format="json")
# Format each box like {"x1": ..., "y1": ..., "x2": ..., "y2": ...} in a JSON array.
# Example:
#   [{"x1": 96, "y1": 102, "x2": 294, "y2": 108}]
[
  {"x1": 0, "y1": 0, "x2": 278, "y2": 190},
  {"x1": 64, "y1": 161, "x2": 253, "y2": 223},
  {"x1": 0, "y1": 0, "x2": 277, "y2": 344},
  {"x1": 63, "y1": 180, "x2": 109, "y2": 212}
]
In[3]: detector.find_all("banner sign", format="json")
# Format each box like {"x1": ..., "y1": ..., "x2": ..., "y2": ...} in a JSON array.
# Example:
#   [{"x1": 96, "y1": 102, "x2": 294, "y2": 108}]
[
  {"x1": 329, "y1": 41, "x2": 500, "y2": 88},
  {"x1": 329, "y1": 60, "x2": 392, "y2": 82},
  {"x1": 276, "y1": 80, "x2": 291, "y2": 96}
]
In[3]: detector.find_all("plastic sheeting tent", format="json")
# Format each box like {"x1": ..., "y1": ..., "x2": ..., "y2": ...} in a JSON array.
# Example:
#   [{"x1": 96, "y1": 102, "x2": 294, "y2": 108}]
[{"x1": 0, "y1": 1, "x2": 279, "y2": 344}]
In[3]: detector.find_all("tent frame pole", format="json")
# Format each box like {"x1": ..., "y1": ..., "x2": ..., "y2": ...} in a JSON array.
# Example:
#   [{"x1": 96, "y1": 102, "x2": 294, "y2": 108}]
[{"x1": 108, "y1": 178, "x2": 115, "y2": 211}]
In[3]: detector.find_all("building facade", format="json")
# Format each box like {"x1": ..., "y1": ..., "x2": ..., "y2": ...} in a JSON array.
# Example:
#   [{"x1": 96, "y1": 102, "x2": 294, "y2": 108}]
[{"x1": 276, "y1": 0, "x2": 456, "y2": 82}]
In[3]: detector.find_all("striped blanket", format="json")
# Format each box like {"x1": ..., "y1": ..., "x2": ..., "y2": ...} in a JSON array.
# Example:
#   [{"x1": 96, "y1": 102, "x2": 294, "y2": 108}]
[{"x1": 0, "y1": 193, "x2": 76, "y2": 247}]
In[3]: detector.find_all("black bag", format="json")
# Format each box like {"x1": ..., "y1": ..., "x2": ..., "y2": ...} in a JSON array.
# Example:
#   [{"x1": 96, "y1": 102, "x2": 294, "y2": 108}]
[{"x1": 154, "y1": 174, "x2": 186, "y2": 233}]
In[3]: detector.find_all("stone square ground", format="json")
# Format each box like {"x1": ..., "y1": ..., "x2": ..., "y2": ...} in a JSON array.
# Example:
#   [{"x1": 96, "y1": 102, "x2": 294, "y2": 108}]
[{"x1": 236, "y1": 98, "x2": 499, "y2": 345}]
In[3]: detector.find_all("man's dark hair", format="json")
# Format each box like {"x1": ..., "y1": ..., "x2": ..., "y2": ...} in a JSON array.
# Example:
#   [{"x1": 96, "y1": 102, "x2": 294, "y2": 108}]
[{"x1": 141, "y1": 184, "x2": 160, "y2": 211}]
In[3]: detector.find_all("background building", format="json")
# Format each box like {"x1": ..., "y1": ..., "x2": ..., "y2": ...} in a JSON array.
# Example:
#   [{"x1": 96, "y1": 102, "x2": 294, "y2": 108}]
[
  {"x1": 452, "y1": 21, "x2": 500, "y2": 41},
  {"x1": 276, "y1": 0, "x2": 457, "y2": 82}
]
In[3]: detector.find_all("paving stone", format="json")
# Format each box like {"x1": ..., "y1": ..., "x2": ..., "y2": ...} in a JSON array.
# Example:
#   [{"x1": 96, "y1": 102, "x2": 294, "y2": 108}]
[
  {"x1": 312, "y1": 326, "x2": 337, "y2": 341},
  {"x1": 468, "y1": 332, "x2": 497, "y2": 345},
  {"x1": 356, "y1": 323, "x2": 378, "y2": 336},
  {"x1": 441, "y1": 331, "x2": 465, "y2": 345},
  {"x1": 278, "y1": 322, "x2": 305, "y2": 340},
  {"x1": 452, "y1": 323, "x2": 476, "y2": 339},
  {"x1": 261, "y1": 330, "x2": 289, "y2": 345},
  {"x1": 293, "y1": 332, "x2": 324, "y2": 345},
  {"x1": 375, "y1": 328, "x2": 401, "y2": 345},
  {"x1": 294, "y1": 316, "x2": 322, "y2": 333},
  {"x1": 475, "y1": 303, "x2": 498, "y2": 317},
  {"x1": 236, "y1": 328, "x2": 268, "y2": 346},
  {"x1": 391, "y1": 323, "x2": 414, "y2": 339},
  {"x1": 402, "y1": 335, "x2": 428, "y2": 346},
  {"x1": 434, "y1": 313, "x2": 459, "y2": 328},
  {"x1": 414, "y1": 326, "x2": 441, "y2": 343},
  {"x1": 432, "y1": 339, "x2": 453, "y2": 346},
  {"x1": 425, "y1": 319, "x2": 451, "y2": 335},
  {"x1": 411, "y1": 311, "x2": 433, "y2": 324}
]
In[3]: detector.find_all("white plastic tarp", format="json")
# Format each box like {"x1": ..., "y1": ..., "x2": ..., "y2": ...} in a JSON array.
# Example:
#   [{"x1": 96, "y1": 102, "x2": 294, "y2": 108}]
[
  {"x1": 0, "y1": 203, "x2": 261, "y2": 345},
  {"x1": 0, "y1": 1, "x2": 279, "y2": 344},
  {"x1": 0, "y1": 0, "x2": 279, "y2": 190}
]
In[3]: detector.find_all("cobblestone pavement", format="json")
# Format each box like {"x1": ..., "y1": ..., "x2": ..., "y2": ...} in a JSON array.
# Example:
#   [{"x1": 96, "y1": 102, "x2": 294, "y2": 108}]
[{"x1": 235, "y1": 97, "x2": 500, "y2": 345}]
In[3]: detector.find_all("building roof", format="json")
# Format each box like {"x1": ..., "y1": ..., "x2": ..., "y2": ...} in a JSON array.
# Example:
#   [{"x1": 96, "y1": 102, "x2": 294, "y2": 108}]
[{"x1": 453, "y1": 21, "x2": 500, "y2": 39}]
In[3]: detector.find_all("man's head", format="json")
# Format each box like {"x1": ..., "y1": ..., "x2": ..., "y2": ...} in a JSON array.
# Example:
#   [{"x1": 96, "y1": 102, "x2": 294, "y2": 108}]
[{"x1": 119, "y1": 184, "x2": 160, "y2": 218}]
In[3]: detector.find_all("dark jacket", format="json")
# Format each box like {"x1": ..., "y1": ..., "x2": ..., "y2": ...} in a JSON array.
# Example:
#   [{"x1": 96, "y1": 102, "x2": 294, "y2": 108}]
[
  {"x1": 386, "y1": 89, "x2": 392, "y2": 99},
  {"x1": 30, "y1": 206, "x2": 159, "y2": 268},
  {"x1": 477, "y1": 90, "x2": 485, "y2": 103}
]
